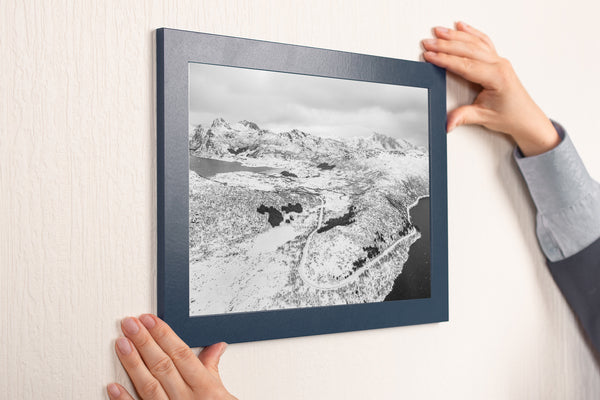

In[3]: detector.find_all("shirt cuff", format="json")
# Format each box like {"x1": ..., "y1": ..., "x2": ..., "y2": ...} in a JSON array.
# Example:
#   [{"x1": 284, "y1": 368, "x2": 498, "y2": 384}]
[
  {"x1": 514, "y1": 121, "x2": 600, "y2": 261},
  {"x1": 513, "y1": 121, "x2": 596, "y2": 214}
]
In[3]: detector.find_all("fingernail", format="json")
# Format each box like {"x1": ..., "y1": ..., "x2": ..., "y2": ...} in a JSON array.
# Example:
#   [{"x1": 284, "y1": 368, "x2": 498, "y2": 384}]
[
  {"x1": 107, "y1": 383, "x2": 120, "y2": 397},
  {"x1": 424, "y1": 51, "x2": 437, "y2": 57},
  {"x1": 436, "y1": 26, "x2": 449, "y2": 33},
  {"x1": 422, "y1": 39, "x2": 436, "y2": 46},
  {"x1": 140, "y1": 314, "x2": 156, "y2": 330},
  {"x1": 122, "y1": 317, "x2": 139, "y2": 335},
  {"x1": 116, "y1": 337, "x2": 132, "y2": 355}
]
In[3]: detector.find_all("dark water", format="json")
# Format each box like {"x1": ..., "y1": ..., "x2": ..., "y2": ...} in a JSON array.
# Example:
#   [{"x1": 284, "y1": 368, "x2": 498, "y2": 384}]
[
  {"x1": 384, "y1": 196, "x2": 431, "y2": 301},
  {"x1": 189, "y1": 155, "x2": 272, "y2": 178}
]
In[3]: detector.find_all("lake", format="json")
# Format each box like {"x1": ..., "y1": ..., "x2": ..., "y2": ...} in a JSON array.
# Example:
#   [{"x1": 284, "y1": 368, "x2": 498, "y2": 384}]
[
  {"x1": 189, "y1": 155, "x2": 272, "y2": 178},
  {"x1": 384, "y1": 196, "x2": 431, "y2": 301}
]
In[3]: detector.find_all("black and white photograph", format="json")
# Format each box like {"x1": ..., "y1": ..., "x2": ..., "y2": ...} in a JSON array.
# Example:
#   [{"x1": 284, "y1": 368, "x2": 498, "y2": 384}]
[{"x1": 188, "y1": 62, "x2": 430, "y2": 317}]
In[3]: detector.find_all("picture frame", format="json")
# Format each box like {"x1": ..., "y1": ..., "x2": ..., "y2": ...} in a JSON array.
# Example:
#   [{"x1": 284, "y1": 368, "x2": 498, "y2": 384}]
[{"x1": 156, "y1": 27, "x2": 448, "y2": 347}]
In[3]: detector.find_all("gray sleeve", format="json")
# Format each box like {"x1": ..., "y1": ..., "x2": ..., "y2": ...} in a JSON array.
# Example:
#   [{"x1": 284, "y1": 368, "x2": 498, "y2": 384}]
[
  {"x1": 514, "y1": 121, "x2": 600, "y2": 354},
  {"x1": 546, "y1": 239, "x2": 600, "y2": 352},
  {"x1": 513, "y1": 121, "x2": 600, "y2": 262}
]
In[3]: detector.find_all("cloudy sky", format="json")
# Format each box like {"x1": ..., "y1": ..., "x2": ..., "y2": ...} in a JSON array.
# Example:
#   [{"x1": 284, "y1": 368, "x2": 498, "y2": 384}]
[{"x1": 189, "y1": 62, "x2": 429, "y2": 147}]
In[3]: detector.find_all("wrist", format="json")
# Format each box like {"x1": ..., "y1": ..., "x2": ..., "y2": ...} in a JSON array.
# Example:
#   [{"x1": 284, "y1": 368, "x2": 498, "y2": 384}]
[{"x1": 512, "y1": 116, "x2": 560, "y2": 157}]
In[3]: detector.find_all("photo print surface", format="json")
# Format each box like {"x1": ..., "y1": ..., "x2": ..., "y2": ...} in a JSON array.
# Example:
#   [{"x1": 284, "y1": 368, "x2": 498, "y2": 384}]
[{"x1": 188, "y1": 62, "x2": 430, "y2": 317}]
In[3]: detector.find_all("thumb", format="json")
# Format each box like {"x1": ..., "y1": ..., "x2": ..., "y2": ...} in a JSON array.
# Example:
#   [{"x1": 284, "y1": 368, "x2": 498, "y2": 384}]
[
  {"x1": 446, "y1": 104, "x2": 485, "y2": 132},
  {"x1": 198, "y1": 342, "x2": 228, "y2": 376}
]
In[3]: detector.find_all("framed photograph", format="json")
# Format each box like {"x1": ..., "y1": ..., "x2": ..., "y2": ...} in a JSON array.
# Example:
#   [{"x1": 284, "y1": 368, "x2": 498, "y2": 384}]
[{"x1": 157, "y1": 28, "x2": 447, "y2": 347}]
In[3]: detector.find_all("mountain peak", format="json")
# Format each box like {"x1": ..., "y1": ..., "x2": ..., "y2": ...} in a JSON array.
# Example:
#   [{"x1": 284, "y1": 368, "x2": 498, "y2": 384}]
[
  {"x1": 211, "y1": 117, "x2": 230, "y2": 129},
  {"x1": 289, "y1": 128, "x2": 307, "y2": 137},
  {"x1": 239, "y1": 120, "x2": 260, "y2": 131},
  {"x1": 370, "y1": 132, "x2": 387, "y2": 140},
  {"x1": 367, "y1": 132, "x2": 411, "y2": 151}
]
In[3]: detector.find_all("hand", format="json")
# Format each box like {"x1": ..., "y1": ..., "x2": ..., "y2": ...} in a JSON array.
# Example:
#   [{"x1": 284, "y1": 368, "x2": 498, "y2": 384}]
[
  {"x1": 422, "y1": 21, "x2": 561, "y2": 156},
  {"x1": 107, "y1": 314, "x2": 237, "y2": 400}
]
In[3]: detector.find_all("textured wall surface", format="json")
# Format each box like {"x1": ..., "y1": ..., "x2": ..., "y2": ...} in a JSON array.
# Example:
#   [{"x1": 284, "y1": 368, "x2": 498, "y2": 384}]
[{"x1": 1, "y1": 1, "x2": 600, "y2": 399}]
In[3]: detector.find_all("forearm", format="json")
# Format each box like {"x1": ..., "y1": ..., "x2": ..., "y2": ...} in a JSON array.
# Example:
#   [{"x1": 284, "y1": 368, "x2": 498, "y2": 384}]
[
  {"x1": 514, "y1": 121, "x2": 600, "y2": 353},
  {"x1": 512, "y1": 112, "x2": 561, "y2": 157}
]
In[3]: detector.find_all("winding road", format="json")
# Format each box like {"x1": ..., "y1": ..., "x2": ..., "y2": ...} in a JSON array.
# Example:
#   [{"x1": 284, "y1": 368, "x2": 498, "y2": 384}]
[{"x1": 297, "y1": 194, "x2": 420, "y2": 291}]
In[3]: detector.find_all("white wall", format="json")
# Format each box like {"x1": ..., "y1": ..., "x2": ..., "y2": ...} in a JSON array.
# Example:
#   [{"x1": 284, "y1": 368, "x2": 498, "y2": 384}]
[{"x1": 1, "y1": 1, "x2": 599, "y2": 398}]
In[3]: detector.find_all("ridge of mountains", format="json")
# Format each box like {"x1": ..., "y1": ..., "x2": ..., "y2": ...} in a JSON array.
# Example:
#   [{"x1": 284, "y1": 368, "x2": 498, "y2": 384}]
[{"x1": 189, "y1": 118, "x2": 424, "y2": 161}]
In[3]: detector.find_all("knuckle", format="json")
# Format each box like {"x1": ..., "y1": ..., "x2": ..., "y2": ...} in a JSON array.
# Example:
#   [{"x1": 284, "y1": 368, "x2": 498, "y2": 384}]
[
  {"x1": 127, "y1": 355, "x2": 145, "y2": 370},
  {"x1": 140, "y1": 379, "x2": 162, "y2": 398},
  {"x1": 434, "y1": 38, "x2": 448, "y2": 50},
  {"x1": 135, "y1": 333, "x2": 153, "y2": 350},
  {"x1": 461, "y1": 57, "x2": 474, "y2": 72},
  {"x1": 152, "y1": 324, "x2": 170, "y2": 342},
  {"x1": 435, "y1": 52, "x2": 449, "y2": 64},
  {"x1": 150, "y1": 356, "x2": 175, "y2": 376},
  {"x1": 495, "y1": 58, "x2": 513, "y2": 84},
  {"x1": 465, "y1": 44, "x2": 478, "y2": 59},
  {"x1": 498, "y1": 57, "x2": 512, "y2": 69},
  {"x1": 442, "y1": 39, "x2": 463, "y2": 56},
  {"x1": 171, "y1": 346, "x2": 195, "y2": 363},
  {"x1": 209, "y1": 364, "x2": 220, "y2": 376}
]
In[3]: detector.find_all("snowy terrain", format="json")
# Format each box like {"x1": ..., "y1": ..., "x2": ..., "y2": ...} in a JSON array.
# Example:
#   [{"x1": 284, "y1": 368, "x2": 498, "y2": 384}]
[{"x1": 189, "y1": 118, "x2": 429, "y2": 316}]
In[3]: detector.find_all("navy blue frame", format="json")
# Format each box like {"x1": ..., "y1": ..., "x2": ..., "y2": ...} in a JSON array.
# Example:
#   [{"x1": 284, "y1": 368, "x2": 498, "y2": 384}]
[{"x1": 156, "y1": 27, "x2": 448, "y2": 347}]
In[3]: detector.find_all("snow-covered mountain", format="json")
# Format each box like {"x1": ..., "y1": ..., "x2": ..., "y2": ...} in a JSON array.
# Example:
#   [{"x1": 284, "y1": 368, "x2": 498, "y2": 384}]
[
  {"x1": 189, "y1": 118, "x2": 422, "y2": 161},
  {"x1": 344, "y1": 132, "x2": 420, "y2": 152}
]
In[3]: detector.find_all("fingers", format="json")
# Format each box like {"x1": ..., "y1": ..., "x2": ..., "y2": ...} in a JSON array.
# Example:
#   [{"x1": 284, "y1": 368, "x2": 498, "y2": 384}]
[
  {"x1": 422, "y1": 38, "x2": 494, "y2": 63},
  {"x1": 112, "y1": 315, "x2": 235, "y2": 400},
  {"x1": 433, "y1": 26, "x2": 482, "y2": 48},
  {"x1": 106, "y1": 383, "x2": 136, "y2": 400},
  {"x1": 198, "y1": 342, "x2": 228, "y2": 377},
  {"x1": 422, "y1": 51, "x2": 497, "y2": 87},
  {"x1": 456, "y1": 21, "x2": 496, "y2": 51},
  {"x1": 138, "y1": 314, "x2": 211, "y2": 390},
  {"x1": 434, "y1": 23, "x2": 496, "y2": 53},
  {"x1": 120, "y1": 317, "x2": 191, "y2": 398},
  {"x1": 423, "y1": 23, "x2": 502, "y2": 88},
  {"x1": 114, "y1": 336, "x2": 169, "y2": 400}
]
